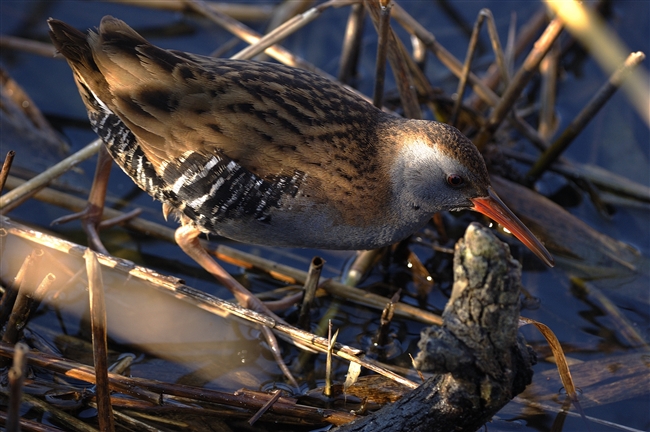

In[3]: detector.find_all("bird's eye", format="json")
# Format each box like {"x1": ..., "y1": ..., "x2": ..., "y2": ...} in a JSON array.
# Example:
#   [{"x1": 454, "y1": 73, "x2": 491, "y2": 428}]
[{"x1": 447, "y1": 174, "x2": 464, "y2": 187}]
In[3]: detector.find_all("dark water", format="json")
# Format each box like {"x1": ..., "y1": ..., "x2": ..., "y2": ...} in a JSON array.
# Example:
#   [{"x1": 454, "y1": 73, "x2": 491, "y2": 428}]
[{"x1": 1, "y1": 1, "x2": 649, "y2": 431}]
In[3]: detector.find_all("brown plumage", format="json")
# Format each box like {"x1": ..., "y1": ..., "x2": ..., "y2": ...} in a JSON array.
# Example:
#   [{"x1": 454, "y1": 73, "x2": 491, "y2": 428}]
[{"x1": 48, "y1": 16, "x2": 553, "y2": 266}]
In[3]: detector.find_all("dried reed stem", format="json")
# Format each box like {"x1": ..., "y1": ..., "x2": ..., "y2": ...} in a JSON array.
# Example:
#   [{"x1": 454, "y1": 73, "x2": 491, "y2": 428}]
[
  {"x1": 0, "y1": 139, "x2": 101, "y2": 214},
  {"x1": 84, "y1": 249, "x2": 115, "y2": 432},
  {"x1": 527, "y1": 52, "x2": 646, "y2": 183}
]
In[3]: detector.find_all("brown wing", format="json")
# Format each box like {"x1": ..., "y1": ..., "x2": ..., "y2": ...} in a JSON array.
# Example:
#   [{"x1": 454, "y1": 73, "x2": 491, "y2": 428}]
[{"x1": 51, "y1": 16, "x2": 393, "y2": 225}]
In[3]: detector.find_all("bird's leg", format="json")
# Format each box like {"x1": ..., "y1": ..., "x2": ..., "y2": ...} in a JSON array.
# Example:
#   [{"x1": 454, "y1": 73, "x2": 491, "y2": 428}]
[
  {"x1": 174, "y1": 224, "x2": 285, "y2": 319},
  {"x1": 175, "y1": 224, "x2": 299, "y2": 387},
  {"x1": 51, "y1": 145, "x2": 141, "y2": 254}
]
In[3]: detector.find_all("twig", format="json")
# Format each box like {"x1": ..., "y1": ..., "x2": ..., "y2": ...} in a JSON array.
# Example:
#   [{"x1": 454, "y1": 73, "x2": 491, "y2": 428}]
[
  {"x1": 217, "y1": 246, "x2": 442, "y2": 325},
  {"x1": 107, "y1": 0, "x2": 276, "y2": 21},
  {"x1": 468, "y1": 8, "x2": 549, "y2": 110},
  {"x1": 452, "y1": 9, "x2": 508, "y2": 127},
  {"x1": 12, "y1": 392, "x2": 100, "y2": 432},
  {"x1": 344, "y1": 249, "x2": 382, "y2": 286},
  {"x1": 6, "y1": 342, "x2": 28, "y2": 432},
  {"x1": 526, "y1": 52, "x2": 646, "y2": 183},
  {"x1": 474, "y1": 18, "x2": 564, "y2": 149},
  {"x1": 0, "y1": 36, "x2": 56, "y2": 57},
  {"x1": 546, "y1": 0, "x2": 650, "y2": 126},
  {"x1": 451, "y1": 10, "x2": 485, "y2": 126},
  {"x1": 391, "y1": 3, "x2": 498, "y2": 107},
  {"x1": 231, "y1": 0, "x2": 351, "y2": 61},
  {"x1": 0, "y1": 249, "x2": 43, "y2": 332},
  {"x1": 324, "y1": 321, "x2": 338, "y2": 397},
  {"x1": 298, "y1": 256, "x2": 324, "y2": 330},
  {"x1": 84, "y1": 249, "x2": 115, "y2": 432},
  {"x1": 0, "y1": 139, "x2": 102, "y2": 213},
  {"x1": 538, "y1": 40, "x2": 560, "y2": 139},
  {"x1": 184, "y1": 0, "x2": 323, "y2": 73},
  {"x1": 0, "y1": 342, "x2": 357, "y2": 426},
  {"x1": 338, "y1": 3, "x2": 366, "y2": 84},
  {"x1": 371, "y1": 0, "x2": 392, "y2": 108},
  {"x1": 247, "y1": 389, "x2": 282, "y2": 426},
  {"x1": 483, "y1": 9, "x2": 510, "y2": 87},
  {"x1": 2, "y1": 272, "x2": 55, "y2": 345},
  {"x1": 0, "y1": 150, "x2": 15, "y2": 192},
  {"x1": 365, "y1": 1, "x2": 421, "y2": 118}
]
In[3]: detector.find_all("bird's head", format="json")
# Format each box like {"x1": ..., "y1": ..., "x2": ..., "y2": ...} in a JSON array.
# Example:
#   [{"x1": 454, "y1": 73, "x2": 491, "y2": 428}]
[{"x1": 391, "y1": 120, "x2": 554, "y2": 267}]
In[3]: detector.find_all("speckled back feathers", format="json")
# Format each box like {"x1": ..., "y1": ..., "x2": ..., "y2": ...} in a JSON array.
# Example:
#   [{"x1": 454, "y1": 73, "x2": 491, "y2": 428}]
[{"x1": 48, "y1": 16, "x2": 494, "y2": 250}]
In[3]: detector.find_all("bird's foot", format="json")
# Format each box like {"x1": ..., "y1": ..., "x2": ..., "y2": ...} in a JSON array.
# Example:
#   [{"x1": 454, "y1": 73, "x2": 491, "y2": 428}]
[
  {"x1": 174, "y1": 224, "x2": 299, "y2": 387},
  {"x1": 50, "y1": 145, "x2": 141, "y2": 255}
]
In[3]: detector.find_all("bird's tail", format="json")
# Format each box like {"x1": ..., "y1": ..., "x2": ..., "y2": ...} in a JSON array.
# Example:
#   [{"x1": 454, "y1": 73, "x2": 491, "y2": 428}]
[{"x1": 48, "y1": 18, "x2": 97, "y2": 73}]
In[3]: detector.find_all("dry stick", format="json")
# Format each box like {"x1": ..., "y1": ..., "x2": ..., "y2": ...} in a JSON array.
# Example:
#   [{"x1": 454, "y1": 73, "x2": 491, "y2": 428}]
[
  {"x1": 4, "y1": 338, "x2": 163, "y2": 405},
  {"x1": 482, "y1": 9, "x2": 510, "y2": 87},
  {"x1": 373, "y1": 292, "x2": 398, "y2": 354},
  {"x1": 0, "y1": 342, "x2": 356, "y2": 426},
  {"x1": 247, "y1": 390, "x2": 282, "y2": 426},
  {"x1": 1, "y1": 180, "x2": 443, "y2": 326},
  {"x1": 218, "y1": 246, "x2": 441, "y2": 326},
  {"x1": 0, "y1": 217, "x2": 419, "y2": 388},
  {"x1": 393, "y1": 30, "x2": 440, "y2": 118},
  {"x1": 451, "y1": 9, "x2": 508, "y2": 127},
  {"x1": 469, "y1": 8, "x2": 549, "y2": 110},
  {"x1": 2, "y1": 273, "x2": 56, "y2": 345},
  {"x1": 0, "y1": 150, "x2": 15, "y2": 192},
  {"x1": 297, "y1": 256, "x2": 324, "y2": 330},
  {"x1": 0, "y1": 249, "x2": 43, "y2": 331},
  {"x1": 504, "y1": 11, "x2": 517, "y2": 76},
  {"x1": 231, "y1": 0, "x2": 349, "y2": 60},
  {"x1": 17, "y1": 393, "x2": 100, "y2": 432},
  {"x1": 264, "y1": 0, "x2": 314, "y2": 40},
  {"x1": 538, "y1": 40, "x2": 560, "y2": 140},
  {"x1": 1, "y1": 68, "x2": 63, "y2": 138},
  {"x1": 365, "y1": 0, "x2": 421, "y2": 119},
  {"x1": 371, "y1": 0, "x2": 392, "y2": 108},
  {"x1": 526, "y1": 51, "x2": 646, "y2": 183},
  {"x1": 324, "y1": 321, "x2": 338, "y2": 397},
  {"x1": 0, "y1": 413, "x2": 64, "y2": 432},
  {"x1": 107, "y1": 0, "x2": 276, "y2": 21},
  {"x1": 86, "y1": 403, "x2": 161, "y2": 432},
  {"x1": 184, "y1": 0, "x2": 324, "y2": 73},
  {"x1": 508, "y1": 111, "x2": 552, "y2": 151},
  {"x1": 6, "y1": 342, "x2": 28, "y2": 432},
  {"x1": 391, "y1": 3, "x2": 498, "y2": 107},
  {"x1": 84, "y1": 249, "x2": 116, "y2": 432},
  {"x1": 0, "y1": 36, "x2": 56, "y2": 57},
  {"x1": 170, "y1": 282, "x2": 418, "y2": 388},
  {"x1": 0, "y1": 138, "x2": 102, "y2": 213},
  {"x1": 474, "y1": 18, "x2": 564, "y2": 149},
  {"x1": 546, "y1": 0, "x2": 650, "y2": 126},
  {"x1": 344, "y1": 248, "x2": 382, "y2": 286},
  {"x1": 108, "y1": 353, "x2": 136, "y2": 375},
  {"x1": 451, "y1": 11, "x2": 486, "y2": 127},
  {"x1": 501, "y1": 149, "x2": 650, "y2": 203},
  {"x1": 338, "y1": 2, "x2": 366, "y2": 83}
]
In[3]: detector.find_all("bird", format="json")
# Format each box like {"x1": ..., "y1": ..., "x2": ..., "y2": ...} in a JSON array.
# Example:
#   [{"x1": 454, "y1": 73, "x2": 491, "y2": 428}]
[{"x1": 47, "y1": 16, "x2": 554, "y2": 277}]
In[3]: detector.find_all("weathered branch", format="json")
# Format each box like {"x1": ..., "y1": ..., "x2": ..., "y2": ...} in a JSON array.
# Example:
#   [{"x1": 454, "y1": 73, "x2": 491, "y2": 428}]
[{"x1": 335, "y1": 223, "x2": 536, "y2": 432}]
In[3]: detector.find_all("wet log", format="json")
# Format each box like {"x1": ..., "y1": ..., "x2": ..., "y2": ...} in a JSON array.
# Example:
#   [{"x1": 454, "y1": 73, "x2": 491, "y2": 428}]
[{"x1": 335, "y1": 223, "x2": 536, "y2": 432}]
